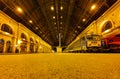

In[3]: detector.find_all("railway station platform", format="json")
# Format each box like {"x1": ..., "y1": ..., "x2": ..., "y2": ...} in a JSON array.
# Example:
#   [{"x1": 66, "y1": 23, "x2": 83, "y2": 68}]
[{"x1": 0, "y1": 53, "x2": 120, "y2": 79}]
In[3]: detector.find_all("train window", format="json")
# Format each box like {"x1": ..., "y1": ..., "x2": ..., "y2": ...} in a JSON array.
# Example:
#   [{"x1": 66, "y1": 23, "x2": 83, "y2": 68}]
[
  {"x1": 81, "y1": 37, "x2": 85, "y2": 40},
  {"x1": 93, "y1": 36, "x2": 100, "y2": 40},
  {"x1": 86, "y1": 35, "x2": 100, "y2": 40},
  {"x1": 116, "y1": 34, "x2": 120, "y2": 37},
  {"x1": 108, "y1": 39, "x2": 113, "y2": 42},
  {"x1": 1, "y1": 24, "x2": 13, "y2": 34},
  {"x1": 86, "y1": 35, "x2": 93, "y2": 40},
  {"x1": 108, "y1": 44, "x2": 120, "y2": 48},
  {"x1": 102, "y1": 21, "x2": 112, "y2": 32}
]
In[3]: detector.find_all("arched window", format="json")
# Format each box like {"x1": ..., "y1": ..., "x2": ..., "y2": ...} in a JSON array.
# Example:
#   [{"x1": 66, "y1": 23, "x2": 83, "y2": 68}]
[
  {"x1": 102, "y1": 21, "x2": 112, "y2": 32},
  {"x1": 1, "y1": 24, "x2": 13, "y2": 34}
]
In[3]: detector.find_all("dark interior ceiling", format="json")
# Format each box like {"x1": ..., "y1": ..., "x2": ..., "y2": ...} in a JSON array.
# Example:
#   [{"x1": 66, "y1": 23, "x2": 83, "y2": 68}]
[{"x1": 0, "y1": 0, "x2": 117, "y2": 47}]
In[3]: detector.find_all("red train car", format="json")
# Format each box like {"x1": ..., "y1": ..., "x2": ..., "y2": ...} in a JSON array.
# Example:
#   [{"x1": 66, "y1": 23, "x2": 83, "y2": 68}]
[{"x1": 102, "y1": 34, "x2": 120, "y2": 52}]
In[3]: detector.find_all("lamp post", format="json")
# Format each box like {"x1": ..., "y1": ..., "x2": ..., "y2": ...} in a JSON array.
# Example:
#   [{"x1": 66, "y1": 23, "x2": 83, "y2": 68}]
[
  {"x1": 59, "y1": 33, "x2": 61, "y2": 47},
  {"x1": 56, "y1": 33, "x2": 62, "y2": 53}
]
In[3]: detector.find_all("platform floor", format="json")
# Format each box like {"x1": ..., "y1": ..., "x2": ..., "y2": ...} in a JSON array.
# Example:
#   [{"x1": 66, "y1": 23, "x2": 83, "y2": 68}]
[{"x1": 0, "y1": 53, "x2": 120, "y2": 79}]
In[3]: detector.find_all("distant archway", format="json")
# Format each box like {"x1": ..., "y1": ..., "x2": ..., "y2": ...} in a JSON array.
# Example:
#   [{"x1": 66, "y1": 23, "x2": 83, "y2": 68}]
[
  {"x1": 20, "y1": 33, "x2": 27, "y2": 53},
  {"x1": 30, "y1": 38, "x2": 34, "y2": 53},
  {"x1": 6, "y1": 41, "x2": 12, "y2": 53},
  {"x1": 0, "y1": 39, "x2": 4, "y2": 53},
  {"x1": 35, "y1": 41, "x2": 38, "y2": 53}
]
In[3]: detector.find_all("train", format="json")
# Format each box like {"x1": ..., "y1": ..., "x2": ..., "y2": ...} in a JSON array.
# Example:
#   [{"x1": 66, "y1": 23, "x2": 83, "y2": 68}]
[
  {"x1": 68, "y1": 33, "x2": 120, "y2": 53},
  {"x1": 68, "y1": 34, "x2": 102, "y2": 53},
  {"x1": 102, "y1": 34, "x2": 120, "y2": 53}
]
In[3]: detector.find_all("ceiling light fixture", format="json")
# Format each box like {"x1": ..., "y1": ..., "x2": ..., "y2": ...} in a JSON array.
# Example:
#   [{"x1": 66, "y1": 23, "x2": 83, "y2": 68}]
[
  {"x1": 17, "y1": 7, "x2": 23, "y2": 13},
  {"x1": 78, "y1": 26, "x2": 81, "y2": 28},
  {"x1": 60, "y1": 16, "x2": 63, "y2": 19},
  {"x1": 82, "y1": 18, "x2": 86, "y2": 22},
  {"x1": 51, "y1": 6, "x2": 54, "y2": 11},
  {"x1": 60, "y1": 22, "x2": 62, "y2": 24},
  {"x1": 29, "y1": 20, "x2": 33, "y2": 23},
  {"x1": 60, "y1": 6, "x2": 63, "y2": 10},
  {"x1": 75, "y1": 31, "x2": 77, "y2": 33},
  {"x1": 53, "y1": 16, "x2": 55, "y2": 19},
  {"x1": 91, "y1": 4, "x2": 96, "y2": 10},
  {"x1": 35, "y1": 27, "x2": 38, "y2": 30},
  {"x1": 54, "y1": 22, "x2": 56, "y2": 25}
]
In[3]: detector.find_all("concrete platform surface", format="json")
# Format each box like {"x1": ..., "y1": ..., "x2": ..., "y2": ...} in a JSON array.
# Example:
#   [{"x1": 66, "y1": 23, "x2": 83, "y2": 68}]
[{"x1": 0, "y1": 53, "x2": 120, "y2": 79}]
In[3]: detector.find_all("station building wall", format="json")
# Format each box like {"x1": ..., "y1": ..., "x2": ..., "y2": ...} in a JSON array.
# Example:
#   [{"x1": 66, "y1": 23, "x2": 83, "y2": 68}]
[{"x1": 0, "y1": 10, "x2": 52, "y2": 54}]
